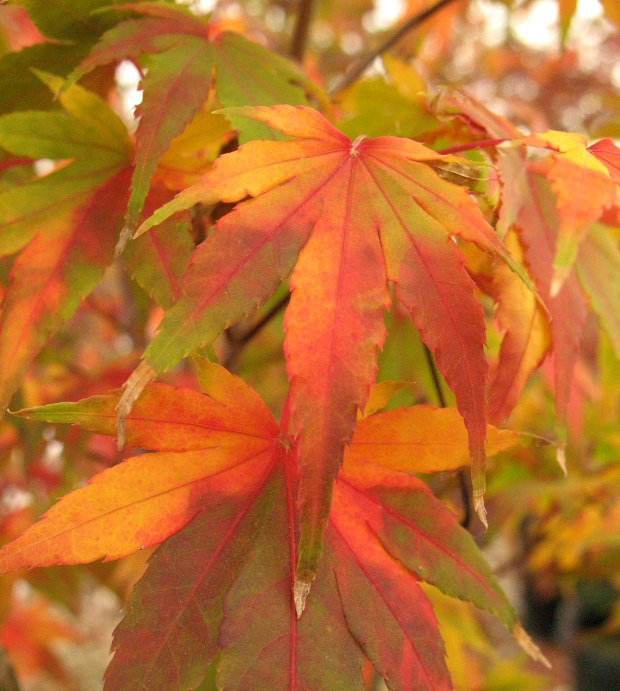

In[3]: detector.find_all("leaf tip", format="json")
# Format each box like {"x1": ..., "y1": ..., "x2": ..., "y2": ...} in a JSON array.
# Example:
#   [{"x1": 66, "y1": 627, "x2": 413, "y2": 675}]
[
  {"x1": 473, "y1": 490, "x2": 488, "y2": 529},
  {"x1": 293, "y1": 579, "x2": 311, "y2": 619},
  {"x1": 115, "y1": 226, "x2": 133, "y2": 257},
  {"x1": 513, "y1": 623, "x2": 552, "y2": 668},
  {"x1": 550, "y1": 264, "x2": 569, "y2": 298},
  {"x1": 116, "y1": 361, "x2": 157, "y2": 449},
  {"x1": 556, "y1": 444, "x2": 568, "y2": 475}
]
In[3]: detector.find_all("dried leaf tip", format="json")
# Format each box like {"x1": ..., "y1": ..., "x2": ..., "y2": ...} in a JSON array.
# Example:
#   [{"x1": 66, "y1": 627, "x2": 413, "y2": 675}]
[
  {"x1": 294, "y1": 580, "x2": 311, "y2": 619},
  {"x1": 116, "y1": 361, "x2": 157, "y2": 450},
  {"x1": 513, "y1": 623, "x2": 552, "y2": 668},
  {"x1": 115, "y1": 226, "x2": 133, "y2": 257},
  {"x1": 473, "y1": 491, "x2": 488, "y2": 530},
  {"x1": 556, "y1": 444, "x2": 568, "y2": 475},
  {"x1": 550, "y1": 262, "x2": 571, "y2": 298}
]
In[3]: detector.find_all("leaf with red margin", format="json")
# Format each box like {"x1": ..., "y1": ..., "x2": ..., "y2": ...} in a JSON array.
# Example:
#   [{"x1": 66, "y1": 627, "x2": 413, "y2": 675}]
[
  {"x1": 516, "y1": 169, "x2": 589, "y2": 464},
  {"x1": 363, "y1": 156, "x2": 489, "y2": 524},
  {"x1": 127, "y1": 105, "x2": 519, "y2": 586},
  {"x1": 3, "y1": 363, "x2": 547, "y2": 689},
  {"x1": 328, "y1": 506, "x2": 451, "y2": 691},
  {"x1": 0, "y1": 376, "x2": 278, "y2": 571},
  {"x1": 335, "y1": 460, "x2": 515, "y2": 626},
  {"x1": 348, "y1": 405, "x2": 524, "y2": 473},
  {"x1": 0, "y1": 72, "x2": 132, "y2": 413},
  {"x1": 69, "y1": 2, "x2": 312, "y2": 230},
  {"x1": 331, "y1": 460, "x2": 548, "y2": 678},
  {"x1": 521, "y1": 131, "x2": 617, "y2": 294},
  {"x1": 575, "y1": 222, "x2": 620, "y2": 361},
  {"x1": 105, "y1": 454, "x2": 366, "y2": 691},
  {"x1": 122, "y1": 184, "x2": 194, "y2": 309},
  {"x1": 488, "y1": 229, "x2": 551, "y2": 424},
  {"x1": 0, "y1": 167, "x2": 132, "y2": 415},
  {"x1": 0, "y1": 71, "x2": 131, "y2": 257},
  {"x1": 431, "y1": 88, "x2": 524, "y2": 238}
]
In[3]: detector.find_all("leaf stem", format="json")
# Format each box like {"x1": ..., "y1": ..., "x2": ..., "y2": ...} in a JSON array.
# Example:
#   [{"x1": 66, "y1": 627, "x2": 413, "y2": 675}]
[
  {"x1": 329, "y1": 0, "x2": 460, "y2": 95},
  {"x1": 438, "y1": 138, "x2": 508, "y2": 155},
  {"x1": 423, "y1": 344, "x2": 472, "y2": 529},
  {"x1": 0, "y1": 156, "x2": 32, "y2": 173},
  {"x1": 290, "y1": 0, "x2": 317, "y2": 62}
]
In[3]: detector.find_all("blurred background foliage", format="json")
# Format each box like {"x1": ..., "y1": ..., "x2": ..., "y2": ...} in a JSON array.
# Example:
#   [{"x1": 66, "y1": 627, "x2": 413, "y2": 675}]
[{"x1": 0, "y1": 0, "x2": 619, "y2": 689}]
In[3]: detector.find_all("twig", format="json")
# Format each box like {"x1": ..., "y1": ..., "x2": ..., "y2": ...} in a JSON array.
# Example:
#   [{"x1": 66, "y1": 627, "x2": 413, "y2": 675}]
[
  {"x1": 223, "y1": 293, "x2": 291, "y2": 368},
  {"x1": 423, "y1": 344, "x2": 472, "y2": 529},
  {"x1": 227, "y1": 294, "x2": 291, "y2": 346},
  {"x1": 423, "y1": 343, "x2": 446, "y2": 408},
  {"x1": 329, "y1": 0, "x2": 460, "y2": 96},
  {"x1": 290, "y1": 0, "x2": 317, "y2": 62}
]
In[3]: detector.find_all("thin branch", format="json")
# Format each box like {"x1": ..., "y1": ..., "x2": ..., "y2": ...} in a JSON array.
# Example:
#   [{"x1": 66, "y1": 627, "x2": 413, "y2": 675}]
[
  {"x1": 423, "y1": 343, "x2": 447, "y2": 408},
  {"x1": 290, "y1": 0, "x2": 317, "y2": 62},
  {"x1": 423, "y1": 344, "x2": 472, "y2": 529},
  {"x1": 329, "y1": 0, "x2": 460, "y2": 96},
  {"x1": 227, "y1": 293, "x2": 290, "y2": 346},
  {"x1": 223, "y1": 293, "x2": 291, "y2": 369},
  {"x1": 457, "y1": 466, "x2": 472, "y2": 529}
]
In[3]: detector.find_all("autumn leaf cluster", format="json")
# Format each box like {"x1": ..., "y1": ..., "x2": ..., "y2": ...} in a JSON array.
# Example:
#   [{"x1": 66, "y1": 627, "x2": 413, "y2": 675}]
[{"x1": 0, "y1": 1, "x2": 619, "y2": 689}]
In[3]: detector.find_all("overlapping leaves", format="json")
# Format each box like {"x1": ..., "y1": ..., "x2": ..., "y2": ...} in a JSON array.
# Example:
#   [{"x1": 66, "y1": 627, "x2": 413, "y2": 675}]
[
  {"x1": 434, "y1": 90, "x2": 620, "y2": 461},
  {"x1": 119, "y1": 104, "x2": 524, "y2": 592},
  {"x1": 68, "y1": 1, "x2": 313, "y2": 230},
  {"x1": 0, "y1": 72, "x2": 132, "y2": 413},
  {"x1": 0, "y1": 360, "x2": 544, "y2": 690}
]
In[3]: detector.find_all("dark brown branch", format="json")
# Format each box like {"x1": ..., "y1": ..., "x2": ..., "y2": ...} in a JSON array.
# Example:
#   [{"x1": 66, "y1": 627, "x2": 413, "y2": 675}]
[
  {"x1": 290, "y1": 0, "x2": 317, "y2": 62},
  {"x1": 227, "y1": 293, "x2": 291, "y2": 346},
  {"x1": 423, "y1": 344, "x2": 472, "y2": 529},
  {"x1": 329, "y1": 0, "x2": 460, "y2": 96},
  {"x1": 223, "y1": 293, "x2": 291, "y2": 369},
  {"x1": 423, "y1": 343, "x2": 447, "y2": 408}
]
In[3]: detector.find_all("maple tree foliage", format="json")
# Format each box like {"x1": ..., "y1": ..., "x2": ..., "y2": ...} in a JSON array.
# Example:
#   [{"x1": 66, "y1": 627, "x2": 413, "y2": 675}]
[{"x1": 0, "y1": 0, "x2": 619, "y2": 689}]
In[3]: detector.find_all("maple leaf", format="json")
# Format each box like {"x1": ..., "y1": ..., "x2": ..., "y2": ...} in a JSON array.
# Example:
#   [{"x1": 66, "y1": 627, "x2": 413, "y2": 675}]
[
  {"x1": 121, "y1": 184, "x2": 194, "y2": 310},
  {"x1": 519, "y1": 131, "x2": 619, "y2": 294},
  {"x1": 432, "y1": 88, "x2": 524, "y2": 239},
  {"x1": 337, "y1": 55, "x2": 438, "y2": 140},
  {"x1": 0, "y1": 42, "x2": 91, "y2": 115},
  {"x1": 431, "y1": 91, "x2": 620, "y2": 442},
  {"x1": 0, "y1": 71, "x2": 131, "y2": 256},
  {"x1": 122, "y1": 104, "x2": 523, "y2": 591},
  {"x1": 516, "y1": 169, "x2": 589, "y2": 467},
  {"x1": 68, "y1": 1, "x2": 313, "y2": 232},
  {"x1": 575, "y1": 222, "x2": 620, "y2": 362},
  {"x1": 488, "y1": 229, "x2": 551, "y2": 424},
  {"x1": 16, "y1": 0, "x2": 128, "y2": 42},
  {"x1": 0, "y1": 72, "x2": 132, "y2": 414},
  {"x1": 0, "y1": 591, "x2": 83, "y2": 684},
  {"x1": 434, "y1": 94, "x2": 620, "y2": 294},
  {"x1": 1, "y1": 360, "x2": 546, "y2": 689},
  {"x1": 152, "y1": 101, "x2": 233, "y2": 191}
]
